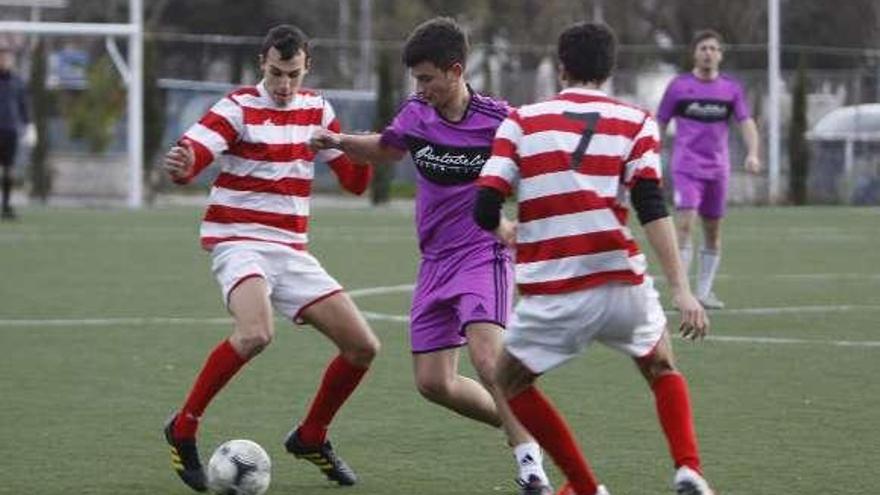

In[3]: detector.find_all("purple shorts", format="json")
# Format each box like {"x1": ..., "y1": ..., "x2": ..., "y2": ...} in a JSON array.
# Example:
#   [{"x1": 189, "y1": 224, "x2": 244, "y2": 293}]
[
  {"x1": 410, "y1": 243, "x2": 514, "y2": 353},
  {"x1": 672, "y1": 171, "x2": 728, "y2": 219}
]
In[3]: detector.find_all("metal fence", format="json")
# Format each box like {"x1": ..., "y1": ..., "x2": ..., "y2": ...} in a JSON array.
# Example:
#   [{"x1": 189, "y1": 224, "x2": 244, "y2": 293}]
[{"x1": 17, "y1": 32, "x2": 880, "y2": 204}]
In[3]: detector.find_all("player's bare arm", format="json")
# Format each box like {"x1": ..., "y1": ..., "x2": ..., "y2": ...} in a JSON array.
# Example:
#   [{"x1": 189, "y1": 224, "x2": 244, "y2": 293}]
[
  {"x1": 642, "y1": 216, "x2": 709, "y2": 339},
  {"x1": 740, "y1": 118, "x2": 761, "y2": 173},
  {"x1": 629, "y1": 178, "x2": 705, "y2": 332},
  {"x1": 309, "y1": 130, "x2": 405, "y2": 164},
  {"x1": 494, "y1": 216, "x2": 517, "y2": 247},
  {"x1": 162, "y1": 141, "x2": 195, "y2": 181}
]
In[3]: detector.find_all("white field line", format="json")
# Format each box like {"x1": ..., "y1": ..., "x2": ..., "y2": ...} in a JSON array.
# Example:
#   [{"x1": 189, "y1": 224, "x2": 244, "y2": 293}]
[{"x1": 2, "y1": 284, "x2": 880, "y2": 347}]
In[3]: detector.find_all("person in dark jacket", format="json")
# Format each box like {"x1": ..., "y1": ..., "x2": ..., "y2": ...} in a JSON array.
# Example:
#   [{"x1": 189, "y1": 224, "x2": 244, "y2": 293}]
[{"x1": 0, "y1": 46, "x2": 32, "y2": 220}]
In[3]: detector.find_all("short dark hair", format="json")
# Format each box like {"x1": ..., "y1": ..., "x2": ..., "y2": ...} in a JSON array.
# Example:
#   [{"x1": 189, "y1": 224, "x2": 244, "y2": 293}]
[
  {"x1": 557, "y1": 22, "x2": 617, "y2": 84},
  {"x1": 691, "y1": 29, "x2": 724, "y2": 51},
  {"x1": 402, "y1": 17, "x2": 468, "y2": 70},
  {"x1": 261, "y1": 24, "x2": 310, "y2": 60}
]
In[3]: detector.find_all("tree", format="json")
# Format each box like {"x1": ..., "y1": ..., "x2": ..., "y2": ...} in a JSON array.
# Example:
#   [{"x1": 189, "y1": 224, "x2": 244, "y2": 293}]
[
  {"x1": 63, "y1": 56, "x2": 125, "y2": 153},
  {"x1": 370, "y1": 49, "x2": 396, "y2": 204}
]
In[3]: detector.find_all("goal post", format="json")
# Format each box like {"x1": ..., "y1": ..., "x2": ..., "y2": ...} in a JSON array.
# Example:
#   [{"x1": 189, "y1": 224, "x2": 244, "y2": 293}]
[{"x1": 0, "y1": 0, "x2": 144, "y2": 208}]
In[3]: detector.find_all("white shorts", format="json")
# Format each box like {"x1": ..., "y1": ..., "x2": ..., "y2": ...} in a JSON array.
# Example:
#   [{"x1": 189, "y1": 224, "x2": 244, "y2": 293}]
[
  {"x1": 211, "y1": 241, "x2": 343, "y2": 322},
  {"x1": 504, "y1": 277, "x2": 667, "y2": 374}
]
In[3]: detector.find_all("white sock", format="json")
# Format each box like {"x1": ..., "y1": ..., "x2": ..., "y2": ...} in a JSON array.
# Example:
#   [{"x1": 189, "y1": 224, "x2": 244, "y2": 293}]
[
  {"x1": 679, "y1": 242, "x2": 694, "y2": 275},
  {"x1": 697, "y1": 248, "x2": 721, "y2": 298},
  {"x1": 513, "y1": 442, "x2": 548, "y2": 485}
]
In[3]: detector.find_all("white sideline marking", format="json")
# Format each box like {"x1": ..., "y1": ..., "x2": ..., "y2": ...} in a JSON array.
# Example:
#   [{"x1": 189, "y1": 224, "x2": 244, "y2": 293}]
[
  {"x1": 347, "y1": 284, "x2": 415, "y2": 297},
  {"x1": 708, "y1": 335, "x2": 880, "y2": 347},
  {"x1": 2, "y1": 283, "x2": 880, "y2": 348}
]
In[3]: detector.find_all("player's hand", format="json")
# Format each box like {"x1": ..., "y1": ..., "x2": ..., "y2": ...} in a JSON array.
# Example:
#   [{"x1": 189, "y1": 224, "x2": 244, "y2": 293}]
[
  {"x1": 672, "y1": 289, "x2": 709, "y2": 340},
  {"x1": 494, "y1": 217, "x2": 517, "y2": 247},
  {"x1": 163, "y1": 141, "x2": 195, "y2": 181},
  {"x1": 744, "y1": 154, "x2": 761, "y2": 174},
  {"x1": 309, "y1": 129, "x2": 342, "y2": 151}
]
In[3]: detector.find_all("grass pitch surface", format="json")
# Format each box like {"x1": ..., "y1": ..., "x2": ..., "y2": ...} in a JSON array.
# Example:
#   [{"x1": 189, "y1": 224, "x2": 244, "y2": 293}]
[{"x1": 1, "y1": 204, "x2": 878, "y2": 494}]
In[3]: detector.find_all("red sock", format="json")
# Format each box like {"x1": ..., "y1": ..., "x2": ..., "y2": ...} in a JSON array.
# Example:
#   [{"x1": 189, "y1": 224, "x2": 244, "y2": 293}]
[
  {"x1": 652, "y1": 372, "x2": 702, "y2": 473},
  {"x1": 297, "y1": 355, "x2": 368, "y2": 446},
  {"x1": 173, "y1": 339, "x2": 248, "y2": 439},
  {"x1": 508, "y1": 386, "x2": 599, "y2": 495}
]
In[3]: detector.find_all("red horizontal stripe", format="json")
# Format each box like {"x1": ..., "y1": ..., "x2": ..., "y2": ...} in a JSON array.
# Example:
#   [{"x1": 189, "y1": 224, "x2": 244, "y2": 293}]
[
  {"x1": 518, "y1": 190, "x2": 613, "y2": 222},
  {"x1": 519, "y1": 114, "x2": 642, "y2": 138},
  {"x1": 516, "y1": 230, "x2": 636, "y2": 264},
  {"x1": 326, "y1": 118, "x2": 341, "y2": 133},
  {"x1": 611, "y1": 204, "x2": 631, "y2": 226},
  {"x1": 517, "y1": 270, "x2": 644, "y2": 295},
  {"x1": 520, "y1": 151, "x2": 623, "y2": 178},
  {"x1": 475, "y1": 175, "x2": 512, "y2": 197},
  {"x1": 228, "y1": 141, "x2": 315, "y2": 162},
  {"x1": 201, "y1": 236, "x2": 306, "y2": 251},
  {"x1": 490, "y1": 137, "x2": 517, "y2": 159},
  {"x1": 213, "y1": 173, "x2": 312, "y2": 196},
  {"x1": 626, "y1": 135, "x2": 660, "y2": 162},
  {"x1": 175, "y1": 138, "x2": 215, "y2": 184},
  {"x1": 624, "y1": 169, "x2": 661, "y2": 189},
  {"x1": 204, "y1": 205, "x2": 308, "y2": 233},
  {"x1": 199, "y1": 111, "x2": 239, "y2": 146},
  {"x1": 242, "y1": 106, "x2": 324, "y2": 126}
]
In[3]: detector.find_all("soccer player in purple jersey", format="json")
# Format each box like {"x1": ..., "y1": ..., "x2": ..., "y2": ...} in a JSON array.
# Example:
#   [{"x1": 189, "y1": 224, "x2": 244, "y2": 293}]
[
  {"x1": 657, "y1": 29, "x2": 761, "y2": 309},
  {"x1": 310, "y1": 17, "x2": 551, "y2": 494}
]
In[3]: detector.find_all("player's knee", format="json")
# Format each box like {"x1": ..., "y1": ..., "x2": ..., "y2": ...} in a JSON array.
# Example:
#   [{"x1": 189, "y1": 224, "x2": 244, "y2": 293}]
[
  {"x1": 415, "y1": 375, "x2": 452, "y2": 402},
  {"x1": 342, "y1": 334, "x2": 380, "y2": 368},
  {"x1": 472, "y1": 355, "x2": 499, "y2": 389},
  {"x1": 232, "y1": 329, "x2": 273, "y2": 358},
  {"x1": 637, "y1": 353, "x2": 676, "y2": 383}
]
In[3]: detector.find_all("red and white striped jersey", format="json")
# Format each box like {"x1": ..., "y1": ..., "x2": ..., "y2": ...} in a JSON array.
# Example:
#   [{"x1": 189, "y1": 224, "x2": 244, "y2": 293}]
[
  {"x1": 176, "y1": 82, "x2": 370, "y2": 251},
  {"x1": 476, "y1": 88, "x2": 661, "y2": 295}
]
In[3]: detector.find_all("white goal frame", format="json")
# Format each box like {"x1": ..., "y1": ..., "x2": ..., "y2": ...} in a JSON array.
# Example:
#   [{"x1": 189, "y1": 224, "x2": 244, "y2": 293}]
[{"x1": 0, "y1": 0, "x2": 144, "y2": 208}]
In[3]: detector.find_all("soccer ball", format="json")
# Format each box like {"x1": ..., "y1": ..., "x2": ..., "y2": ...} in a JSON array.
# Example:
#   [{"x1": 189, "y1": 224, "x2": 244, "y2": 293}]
[{"x1": 206, "y1": 439, "x2": 271, "y2": 495}]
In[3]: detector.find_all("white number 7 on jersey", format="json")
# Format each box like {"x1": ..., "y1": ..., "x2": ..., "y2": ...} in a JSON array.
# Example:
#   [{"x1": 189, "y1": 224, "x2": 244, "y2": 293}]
[{"x1": 563, "y1": 111, "x2": 600, "y2": 171}]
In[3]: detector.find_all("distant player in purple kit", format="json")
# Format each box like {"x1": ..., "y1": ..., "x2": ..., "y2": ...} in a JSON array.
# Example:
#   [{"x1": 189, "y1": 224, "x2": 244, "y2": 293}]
[
  {"x1": 310, "y1": 17, "x2": 551, "y2": 495},
  {"x1": 657, "y1": 29, "x2": 761, "y2": 309}
]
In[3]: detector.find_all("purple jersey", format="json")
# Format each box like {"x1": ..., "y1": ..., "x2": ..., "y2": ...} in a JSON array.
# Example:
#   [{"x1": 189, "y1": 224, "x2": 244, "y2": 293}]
[
  {"x1": 381, "y1": 89, "x2": 509, "y2": 258},
  {"x1": 657, "y1": 73, "x2": 750, "y2": 179}
]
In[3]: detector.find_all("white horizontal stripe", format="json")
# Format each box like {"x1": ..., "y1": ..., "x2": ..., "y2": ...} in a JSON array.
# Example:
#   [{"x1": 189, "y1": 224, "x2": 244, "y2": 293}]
[
  {"x1": 185, "y1": 124, "x2": 230, "y2": 155},
  {"x1": 201, "y1": 221, "x2": 308, "y2": 244},
  {"x1": 245, "y1": 124, "x2": 318, "y2": 145},
  {"x1": 519, "y1": 131, "x2": 634, "y2": 159},
  {"x1": 210, "y1": 187, "x2": 310, "y2": 216},
  {"x1": 211, "y1": 97, "x2": 244, "y2": 123},
  {"x1": 624, "y1": 151, "x2": 661, "y2": 182},
  {"x1": 321, "y1": 101, "x2": 337, "y2": 126},
  {"x1": 516, "y1": 250, "x2": 645, "y2": 284},
  {"x1": 519, "y1": 171, "x2": 621, "y2": 201},
  {"x1": 482, "y1": 157, "x2": 519, "y2": 186},
  {"x1": 518, "y1": 209, "x2": 621, "y2": 243},
  {"x1": 316, "y1": 147, "x2": 344, "y2": 163},
  {"x1": 496, "y1": 118, "x2": 524, "y2": 142},
  {"x1": 519, "y1": 100, "x2": 646, "y2": 123},
  {"x1": 220, "y1": 158, "x2": 314, "y2": 181},
  {"x1": 234, "y1": 92, "x2": 325, "y2": 111}
]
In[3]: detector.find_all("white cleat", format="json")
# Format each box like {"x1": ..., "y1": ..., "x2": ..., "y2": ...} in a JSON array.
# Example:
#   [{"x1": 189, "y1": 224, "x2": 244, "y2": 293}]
[
  {"x1": 698, "y1": 292, "x2": 725, "y2": 310},
  {"x1": 596, "y1": 485, "x2": 611, "y2": 495},
  {"x1": 674, "y1": 466, "x2": 714, "y2": 495}
]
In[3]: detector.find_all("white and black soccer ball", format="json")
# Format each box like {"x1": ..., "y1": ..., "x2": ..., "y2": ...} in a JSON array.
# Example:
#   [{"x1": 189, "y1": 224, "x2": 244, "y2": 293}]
[{"x1": 206, "y1": 439, "x2": 271, "y2": 495}]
